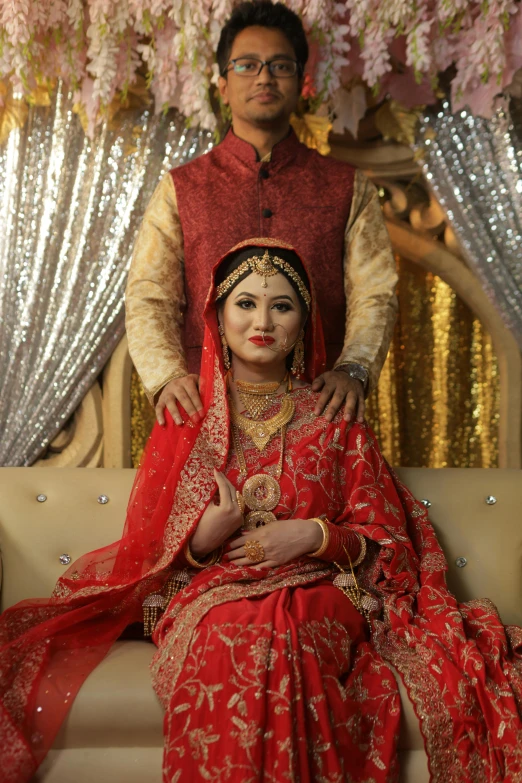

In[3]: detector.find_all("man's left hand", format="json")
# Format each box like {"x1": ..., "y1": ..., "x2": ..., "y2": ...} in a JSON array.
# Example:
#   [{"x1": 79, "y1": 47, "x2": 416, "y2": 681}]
[{"x1": 311, "y1": 370, "x2": 365, "y2": 423}]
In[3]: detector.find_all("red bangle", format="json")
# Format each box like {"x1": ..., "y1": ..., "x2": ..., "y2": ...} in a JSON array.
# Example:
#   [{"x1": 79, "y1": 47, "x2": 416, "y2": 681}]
[{"x1": 321, "y1": 523, "x2": 362, "y2": 564}]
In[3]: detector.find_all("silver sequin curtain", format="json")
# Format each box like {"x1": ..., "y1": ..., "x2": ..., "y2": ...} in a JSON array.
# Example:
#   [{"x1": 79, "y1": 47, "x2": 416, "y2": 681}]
[
  {"x1": 0, "y1": 84, "x2": 213, "y2": 466},
  {"x1": 418, "y1": 98, "x2": 522, "y2": 350}
]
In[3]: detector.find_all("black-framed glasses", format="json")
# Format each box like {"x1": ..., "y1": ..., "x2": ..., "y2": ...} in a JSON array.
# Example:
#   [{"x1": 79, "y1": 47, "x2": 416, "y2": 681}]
[{"x1": 223, "y1": 57, "x2": 299, "y2": 78}]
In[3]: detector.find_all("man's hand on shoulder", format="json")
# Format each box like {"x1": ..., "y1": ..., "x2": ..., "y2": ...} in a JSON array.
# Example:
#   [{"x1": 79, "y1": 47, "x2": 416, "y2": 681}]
[
  {"x1": 155, "y1": 374, "x2": 203, "y2": 426},
  {"x1": 311, "y1": 370, "x2": 365, "y2": 423}
]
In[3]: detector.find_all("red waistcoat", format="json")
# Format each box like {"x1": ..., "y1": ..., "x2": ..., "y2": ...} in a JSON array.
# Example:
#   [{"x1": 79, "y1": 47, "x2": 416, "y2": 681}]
[{"x1": 171, "y1": 129, "x2": 355, "y2": 371}]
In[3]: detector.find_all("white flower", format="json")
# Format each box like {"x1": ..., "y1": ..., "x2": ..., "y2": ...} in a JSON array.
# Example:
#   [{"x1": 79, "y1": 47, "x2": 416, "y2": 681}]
[{"x1": 0, "y1": 0, "x2": 519, "y2": 134}]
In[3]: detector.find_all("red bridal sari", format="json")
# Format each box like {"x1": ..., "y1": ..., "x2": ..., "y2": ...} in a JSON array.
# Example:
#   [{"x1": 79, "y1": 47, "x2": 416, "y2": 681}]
[{"x1": 0, "y1": 239, "x2": 521, "y2": 783}]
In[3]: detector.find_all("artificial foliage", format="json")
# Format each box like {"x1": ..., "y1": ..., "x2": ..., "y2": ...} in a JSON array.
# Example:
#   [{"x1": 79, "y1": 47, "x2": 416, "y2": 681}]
[{"x1": 0, "y1": 1, "x2": 521, "y2": 137}]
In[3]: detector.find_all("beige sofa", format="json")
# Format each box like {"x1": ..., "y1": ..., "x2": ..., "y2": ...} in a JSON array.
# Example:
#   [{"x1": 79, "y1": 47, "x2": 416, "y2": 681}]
[{"x1": 1, "y1": 467, "x2": 521, "y2": 783}]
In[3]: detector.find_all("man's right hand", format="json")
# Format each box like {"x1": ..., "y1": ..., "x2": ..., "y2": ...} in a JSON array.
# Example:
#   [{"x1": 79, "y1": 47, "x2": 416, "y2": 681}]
[{"x1": 155, "y1": 374, "x2": 203, "y2": 426}]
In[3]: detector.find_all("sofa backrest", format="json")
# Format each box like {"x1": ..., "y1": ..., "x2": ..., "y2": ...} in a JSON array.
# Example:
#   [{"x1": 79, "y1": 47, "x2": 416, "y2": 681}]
[{"x1": 0, "y1": 467, "x2": 520, "y2": 625}]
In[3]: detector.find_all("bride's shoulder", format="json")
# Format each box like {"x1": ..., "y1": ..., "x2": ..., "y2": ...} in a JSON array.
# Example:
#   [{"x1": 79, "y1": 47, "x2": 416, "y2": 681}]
[
  {"x1": 290, "y1": 384, "x2": 314, "y2": 403},
  {"x1": 287, "y1": 386, "x2": 348, "y2": 448},
  {"x1": 290, "y1": 385, "x2": 323, "y2": 423},
  {"x1": 289, "y1": 384, "x2": 349, "y2": 431}
]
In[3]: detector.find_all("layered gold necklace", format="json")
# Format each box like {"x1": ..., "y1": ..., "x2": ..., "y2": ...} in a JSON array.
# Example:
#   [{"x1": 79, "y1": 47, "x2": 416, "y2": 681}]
[
  {"x1": 235, "y1": 375, "x2": 287, "y2": 419},
  {"x1": 229, "y1": 375, "x2": 295, "y2": 531}
]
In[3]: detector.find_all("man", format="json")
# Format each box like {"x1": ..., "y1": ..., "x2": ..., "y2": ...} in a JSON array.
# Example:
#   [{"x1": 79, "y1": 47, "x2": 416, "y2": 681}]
[{"x1": 125, "y1": 0, "x2": 398, "y2": 427}]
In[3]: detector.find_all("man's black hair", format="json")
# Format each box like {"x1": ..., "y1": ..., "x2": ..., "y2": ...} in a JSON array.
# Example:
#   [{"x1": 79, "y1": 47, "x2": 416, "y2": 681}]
[{"x1": 217, "y1": 1, "x2": 308, "y2": 76}]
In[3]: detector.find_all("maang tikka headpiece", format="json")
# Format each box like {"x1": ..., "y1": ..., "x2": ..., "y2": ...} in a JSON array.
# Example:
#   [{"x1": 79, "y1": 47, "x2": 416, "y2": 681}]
[{"x1": 215, "y1": 249, "x2": 311, "y2": 308}]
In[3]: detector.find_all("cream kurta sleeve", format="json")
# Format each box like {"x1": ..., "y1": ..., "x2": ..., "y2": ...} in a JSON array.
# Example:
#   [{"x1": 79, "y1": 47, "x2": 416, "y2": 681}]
[
  {"x1": 334, "y1": 169, "x2": 398, "y2": 393},
  {"x1": 125, "y1": 173, "x2": 187, "y2": 404}
]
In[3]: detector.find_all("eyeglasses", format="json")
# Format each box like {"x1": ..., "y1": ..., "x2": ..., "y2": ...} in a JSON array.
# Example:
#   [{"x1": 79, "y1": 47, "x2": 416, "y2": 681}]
[{"x1": 223, "y1": 57, "x2": 299, "y2": 78}]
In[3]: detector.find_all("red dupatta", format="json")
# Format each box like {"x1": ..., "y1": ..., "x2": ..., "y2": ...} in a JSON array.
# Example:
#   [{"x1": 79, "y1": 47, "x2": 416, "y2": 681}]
[
  {"x1": 3, "y1": 237, "x2": 521, "y2": 783},
  {"x1": 0, "y1": 238, "x2": 325, "y2": 782}
]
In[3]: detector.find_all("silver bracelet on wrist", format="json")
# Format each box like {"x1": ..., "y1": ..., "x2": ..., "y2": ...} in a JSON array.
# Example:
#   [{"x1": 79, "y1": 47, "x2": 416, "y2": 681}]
[{"x1": 334, "y1": 362, "x2": 369, "y2": 394}]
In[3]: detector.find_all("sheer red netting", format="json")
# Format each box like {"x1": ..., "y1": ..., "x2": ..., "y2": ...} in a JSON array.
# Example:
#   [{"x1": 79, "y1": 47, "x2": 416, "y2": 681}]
[{"x1": 0, "y1": 238, "x2": 323, "y2": 781}]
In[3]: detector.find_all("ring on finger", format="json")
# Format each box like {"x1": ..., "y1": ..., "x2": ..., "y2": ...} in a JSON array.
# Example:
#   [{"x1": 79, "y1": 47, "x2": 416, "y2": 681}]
[{"x1": 244, "y1": 540, "x2": 265, "y2": 564}]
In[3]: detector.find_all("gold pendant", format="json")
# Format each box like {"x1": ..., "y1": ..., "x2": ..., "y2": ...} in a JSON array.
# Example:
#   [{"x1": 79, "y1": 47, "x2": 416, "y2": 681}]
[
  {"x1": 249, "y1": 421, "x2": 279, "y2": 451},
  {"x1": 243, "y1": 473, "x2": 281, "y2": 511},
  {"x1": 231, "y1": 395, "x2": 295, "y2": 451},
  {"x1": 243, "y1": 510, "x2": 277, "y2": 530}
]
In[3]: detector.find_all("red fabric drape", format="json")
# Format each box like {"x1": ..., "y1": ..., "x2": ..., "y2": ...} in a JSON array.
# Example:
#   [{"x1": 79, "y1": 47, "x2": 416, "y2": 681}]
[
  {"x1": 0, "y1": 238, "x2": 322, "y2": 781},
  {"x1": 0, "y1": 239, "x2": 521, "y2": 783},
  {"x1": 151, "y1": 391, "x2": 522, "y2": 782}
]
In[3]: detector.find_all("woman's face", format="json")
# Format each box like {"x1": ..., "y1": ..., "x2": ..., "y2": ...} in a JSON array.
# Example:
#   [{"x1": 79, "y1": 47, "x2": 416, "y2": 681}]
[{"x1": 220, "y1": 270, "x2": 304, "y2": 376}]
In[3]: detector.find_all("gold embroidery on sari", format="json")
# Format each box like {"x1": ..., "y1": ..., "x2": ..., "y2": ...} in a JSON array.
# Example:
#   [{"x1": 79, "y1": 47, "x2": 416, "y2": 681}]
[
  {"x1": 52, "y1": 356, "x2": 228, "y2": 605},
  {"x1": 151, "y1": 563, "x2": 331, "y2": 708}
]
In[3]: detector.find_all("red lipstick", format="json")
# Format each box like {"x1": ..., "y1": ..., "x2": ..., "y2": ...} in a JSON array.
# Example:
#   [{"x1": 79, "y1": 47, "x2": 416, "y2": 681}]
[{"x1": 249, "y1": 335, "x2": 275, "y2": 345}]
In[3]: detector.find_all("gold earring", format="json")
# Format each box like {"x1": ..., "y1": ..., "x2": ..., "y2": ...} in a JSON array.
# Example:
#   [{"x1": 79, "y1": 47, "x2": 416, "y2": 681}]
[
  {"x1": 218, "y1": 324, "x2": 231, "y2": 371},
  {"x1": 291, "y1": 330, "x2": 305, "y2": 377}
]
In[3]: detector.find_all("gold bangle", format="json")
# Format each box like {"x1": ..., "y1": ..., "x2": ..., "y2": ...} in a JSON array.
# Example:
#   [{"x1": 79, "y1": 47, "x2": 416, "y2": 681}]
[
  {"x1": 308, "y1": 518, "x2": 330, "y2": 558},
  {"x1": 351, "y1": 533, "x2": 367, "y2": 567},
  {"x1": 184, "y1": 541, "x2": 222, "y2": 569}
]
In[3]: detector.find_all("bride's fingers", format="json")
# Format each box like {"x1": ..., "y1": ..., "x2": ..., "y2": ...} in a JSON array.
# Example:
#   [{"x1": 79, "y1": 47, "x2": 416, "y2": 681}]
[
  {"x1": 225, "y1": 541, "x2": 249, "y2": 558},
  {"x1": 223, "y1": 474, "x2": 237, "y2": 500},
  {"x1": 228, "y1": 536, "x2": 249, "y2": 550},
  {"x1": 229, "y1": 558, "x2": 276, "y2": 569},
  {"x1": 214, "y1": 470, "x2": 236, "y2": 505},
  {"x1": 213, "y1": 470, "x2": 231, "y2": 504}
]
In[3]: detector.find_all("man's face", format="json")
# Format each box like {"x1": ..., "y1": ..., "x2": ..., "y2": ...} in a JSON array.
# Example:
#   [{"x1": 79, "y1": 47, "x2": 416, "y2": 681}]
[{"x1": 218, "y1": 26, "x2": 301, "y2": 129}]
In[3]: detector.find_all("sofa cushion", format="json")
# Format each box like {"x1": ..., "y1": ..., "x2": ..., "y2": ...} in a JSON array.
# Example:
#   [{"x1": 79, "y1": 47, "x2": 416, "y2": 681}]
[
  {"x1": 1, "y1": 467, "x2": 520, "y2": 625},
  {"x1": 397, "y1": 467, "x2": 522, "y2": 626},
  {"x1": 54, "y1": 642, "x2": 163, "y2": 749},
  {"x1": 0, "y1": 468, "x2": 134, "y2": 611},
  {"x1": 34, "y1": 747, "x2": 163, "y2": 783}
]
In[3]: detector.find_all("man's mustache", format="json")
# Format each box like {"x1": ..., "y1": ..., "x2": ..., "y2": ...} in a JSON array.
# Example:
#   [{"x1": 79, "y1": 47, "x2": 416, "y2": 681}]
[{"x1": 248, "y1": 90, "x2": 281, "y2": 100}]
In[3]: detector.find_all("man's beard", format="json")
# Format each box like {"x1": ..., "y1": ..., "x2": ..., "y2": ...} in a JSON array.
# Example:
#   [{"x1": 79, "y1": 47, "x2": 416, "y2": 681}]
[{"x1": 246, "y1": 103, "x2": 288, "y2": 126}]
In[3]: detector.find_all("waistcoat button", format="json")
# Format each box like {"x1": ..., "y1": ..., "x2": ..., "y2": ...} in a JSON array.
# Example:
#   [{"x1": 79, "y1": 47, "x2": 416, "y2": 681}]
[
  {"x1": 260, "y1": 168, "x2": 269, "y2": 179},
  {"x1": 262, "y1": 208, "x2": 273, "y2": 218}
]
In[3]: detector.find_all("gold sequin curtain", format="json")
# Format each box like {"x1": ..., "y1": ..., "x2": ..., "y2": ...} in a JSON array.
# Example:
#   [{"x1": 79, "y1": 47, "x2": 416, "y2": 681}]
[
  {"x1": 131, "y1": 378, "x2": 157, "y2": 468},
  {"x1": 366, "y1": 257, "x2": 499, "y2": 468},
  {"x1": 130, "y1": 256, "x2": 499, "y2": 468}
]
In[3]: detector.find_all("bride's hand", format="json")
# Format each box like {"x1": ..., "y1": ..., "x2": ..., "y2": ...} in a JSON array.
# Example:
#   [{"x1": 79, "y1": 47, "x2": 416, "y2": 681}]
[
  {"x1": 189, "y1": 470, "x2": 244, "y2": 557},
  {"x1": 226, "y1": 519, "x2": 324, "y2": 569}
]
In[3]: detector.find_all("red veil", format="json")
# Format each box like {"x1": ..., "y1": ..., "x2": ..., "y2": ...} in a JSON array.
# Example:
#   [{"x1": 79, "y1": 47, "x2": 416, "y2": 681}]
[
  {"x1": 0, "y1": 239, "x2": 325, "y2": 782},
  {"x1": 1, "y1": 238, "x2": 521, "y2": 782}
]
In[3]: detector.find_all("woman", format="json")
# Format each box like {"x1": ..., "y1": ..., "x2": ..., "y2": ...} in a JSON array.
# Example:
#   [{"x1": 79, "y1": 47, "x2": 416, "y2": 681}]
[{"x1": 1, "y1": 239, "x2": 521, "y2": 783}]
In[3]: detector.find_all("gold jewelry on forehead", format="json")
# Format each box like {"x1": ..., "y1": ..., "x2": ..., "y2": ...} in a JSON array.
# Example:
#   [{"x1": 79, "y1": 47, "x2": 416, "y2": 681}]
[{"x1": 215, "y1": 249, "x2": 311, "y2": 308}]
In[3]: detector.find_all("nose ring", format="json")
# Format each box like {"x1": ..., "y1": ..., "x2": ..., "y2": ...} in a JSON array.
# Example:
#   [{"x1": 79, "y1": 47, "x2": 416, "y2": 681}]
[{"x1": 261, "y1": 326, "x2": 289, "y2": 352}]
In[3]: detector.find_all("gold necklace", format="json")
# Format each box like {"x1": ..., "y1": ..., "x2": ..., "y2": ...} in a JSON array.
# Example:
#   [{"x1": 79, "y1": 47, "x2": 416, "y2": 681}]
[
  {"x1": 230, "y1": 378, "x2": 294, "y2": 531},
  {"x1": 231, "y1": 422, "x2": 288, "y2": 531},
  {"x1": 230, "y1": 395, "x2": 295, "y2": 451},
  {"x1": 234, "y1": 373, "x2": 288, "y2": 419}
]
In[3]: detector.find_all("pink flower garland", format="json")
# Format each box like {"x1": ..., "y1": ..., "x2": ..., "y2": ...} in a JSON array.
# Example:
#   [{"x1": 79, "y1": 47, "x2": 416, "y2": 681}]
[{"x1": 0, "y1": 0, "x2": 520, "y2": 136}]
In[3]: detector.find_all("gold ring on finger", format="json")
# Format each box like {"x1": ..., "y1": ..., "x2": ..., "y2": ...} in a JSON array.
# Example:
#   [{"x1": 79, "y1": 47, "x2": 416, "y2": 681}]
[{"x1": 244, "y1": 540, "x2": 265, "y2": 564}]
